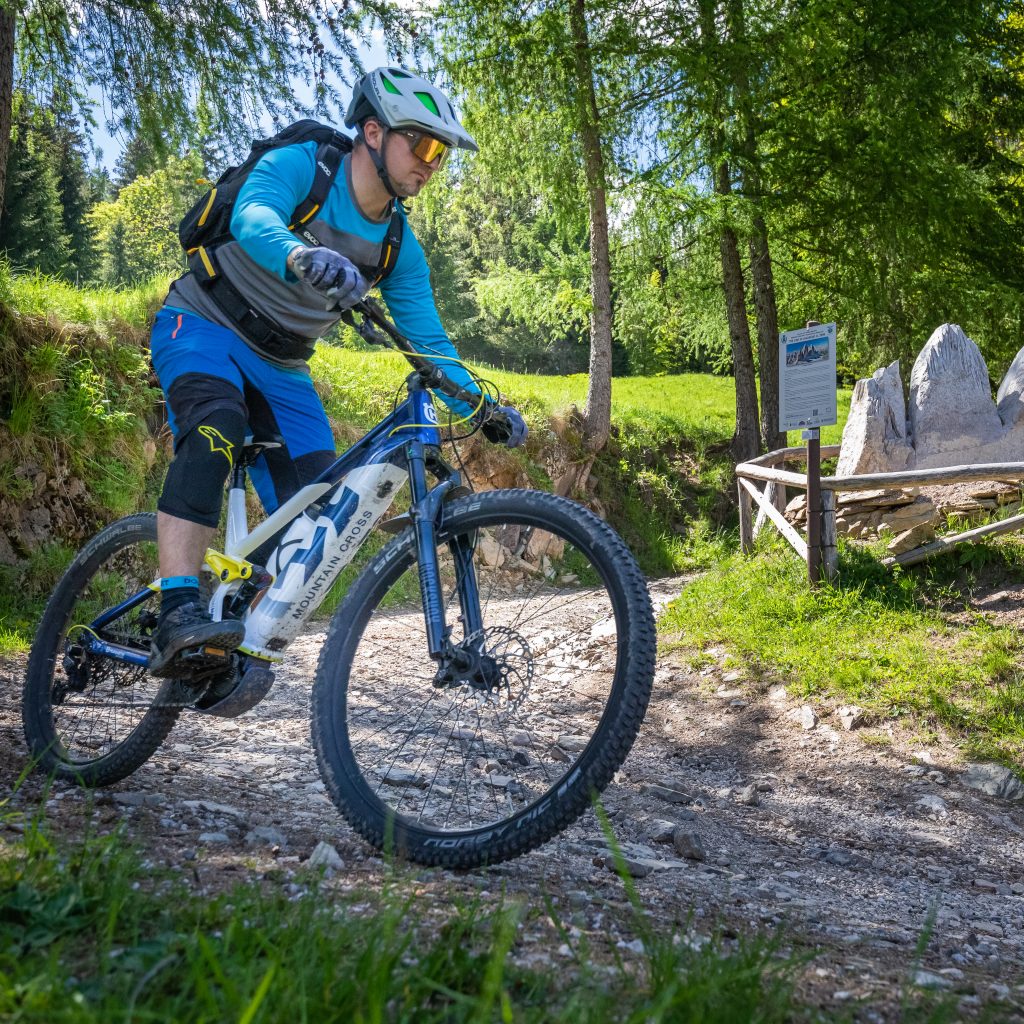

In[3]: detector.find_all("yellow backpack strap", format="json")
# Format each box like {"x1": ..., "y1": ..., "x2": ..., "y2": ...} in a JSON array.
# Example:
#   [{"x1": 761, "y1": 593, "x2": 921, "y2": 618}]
[
  {"x1": 187, "y1": 245, "x2": 219, "y2": 284},
  {"x1": 288, "y1": 141, "x2": 344, "y2": 237},
  {"x1": 373, "y1": 208, "x2": 404, "y2": 285}
]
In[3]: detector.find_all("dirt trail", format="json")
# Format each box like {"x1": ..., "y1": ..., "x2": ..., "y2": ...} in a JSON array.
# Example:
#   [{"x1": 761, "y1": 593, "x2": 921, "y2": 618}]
[{"x1": 3, "y1": 576, "x2": 1024, "y2": 1020}]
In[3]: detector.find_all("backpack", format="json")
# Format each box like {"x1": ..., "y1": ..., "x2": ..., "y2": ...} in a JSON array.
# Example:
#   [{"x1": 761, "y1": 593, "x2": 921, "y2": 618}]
[{"x1": 179, "y1": 119, "x2": 403, "y2": 287}]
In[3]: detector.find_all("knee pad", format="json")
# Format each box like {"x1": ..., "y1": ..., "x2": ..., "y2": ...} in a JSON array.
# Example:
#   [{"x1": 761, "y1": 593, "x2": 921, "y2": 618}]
[{"x1": 158, "y1": 408, "x2": 247, "y2": 527}]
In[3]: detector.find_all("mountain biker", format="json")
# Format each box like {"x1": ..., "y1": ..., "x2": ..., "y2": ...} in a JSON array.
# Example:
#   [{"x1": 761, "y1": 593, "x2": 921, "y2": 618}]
[{"x1": 147, "y1": 67, "x2": 528, "y2": 679}]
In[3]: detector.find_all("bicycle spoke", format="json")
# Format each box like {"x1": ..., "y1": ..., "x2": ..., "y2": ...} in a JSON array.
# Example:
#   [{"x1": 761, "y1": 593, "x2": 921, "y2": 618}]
[{"x1": 341, "y1": 529, "x2": 619, "y2": 834}]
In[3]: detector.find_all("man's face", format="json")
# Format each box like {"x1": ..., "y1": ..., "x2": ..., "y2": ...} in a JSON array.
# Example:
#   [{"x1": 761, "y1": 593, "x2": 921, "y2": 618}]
[{"x1": 365, "y1": 120, "x2": 444, "y2": 197}]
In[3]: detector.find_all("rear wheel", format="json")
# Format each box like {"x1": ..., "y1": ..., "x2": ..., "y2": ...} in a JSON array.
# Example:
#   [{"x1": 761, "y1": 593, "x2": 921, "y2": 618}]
[
  {"x1": 22, "y1": 513, "x2": 183, "y2": 785},
  {"x1": 311, "y1": 489, "x2": 656, "y2": 868}
]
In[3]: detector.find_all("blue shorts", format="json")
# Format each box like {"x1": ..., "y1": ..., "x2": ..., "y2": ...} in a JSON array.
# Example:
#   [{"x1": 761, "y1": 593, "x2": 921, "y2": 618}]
[{"x1": 150, "y1": 307, "x2": 335, "y2": 513}]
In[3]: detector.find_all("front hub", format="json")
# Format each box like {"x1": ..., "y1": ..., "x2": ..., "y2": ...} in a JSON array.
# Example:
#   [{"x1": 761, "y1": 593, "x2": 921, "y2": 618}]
[{"x1": 431, "y1": 626, "x2": 534, "y2": 710}]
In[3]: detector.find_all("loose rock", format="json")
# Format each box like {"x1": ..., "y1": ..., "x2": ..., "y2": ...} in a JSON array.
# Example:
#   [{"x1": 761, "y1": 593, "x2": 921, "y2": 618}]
[
  {"x1": 914, "y1": 795, "x2": 948, "y2": 817},
  {"x1": 308, "y1": 841, "x2": 345, "y2": 871},
  {"x1": 963, "y1": 763, "x2": 1024, "y2": 802},
  {"x1": 672, "y1": 829, "x2": 706, "y2": 862},
  {"x1": 245, "y1": 825, "x2": 287, "y2": 848}
]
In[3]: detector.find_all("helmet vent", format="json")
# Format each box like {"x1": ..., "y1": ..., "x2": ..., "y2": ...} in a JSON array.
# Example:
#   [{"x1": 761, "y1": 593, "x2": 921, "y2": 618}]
[
  {"x1": 414, "y1": 91, "x2": 441, "y2": 116},
  {"x1": 382, "y1": 75, "x2": 402, "y2": 95}
]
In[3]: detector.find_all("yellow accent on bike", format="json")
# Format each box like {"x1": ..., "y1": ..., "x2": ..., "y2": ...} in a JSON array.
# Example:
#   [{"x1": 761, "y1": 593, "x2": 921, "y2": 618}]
[
  {"x1": 387, "y1": 352, "x2": 489, "y2": 436},
  {"x1": 203, "y1": 549, "x2": 255, "y2": 583},
  {"x1": 67, "y1": 624, "x2": 101, "y2": 640},
  {"x1": 238, "y1": 643, "x2": 283, "y2": 663},
  {"x1": 197, "y1": 424, "x2": 235, "y2": 465}
]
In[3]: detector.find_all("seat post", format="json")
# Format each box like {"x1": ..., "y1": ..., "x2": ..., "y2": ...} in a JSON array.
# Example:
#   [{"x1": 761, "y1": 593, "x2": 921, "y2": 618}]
[{"x1": 226, "y1": 461, "x2": 250, "y2": 554}]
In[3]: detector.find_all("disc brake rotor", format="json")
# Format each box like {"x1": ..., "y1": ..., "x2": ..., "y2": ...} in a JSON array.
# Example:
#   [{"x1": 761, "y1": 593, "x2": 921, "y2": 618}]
[{"x1": 455, "y1": 625, "x2": 534, "y2": 712}]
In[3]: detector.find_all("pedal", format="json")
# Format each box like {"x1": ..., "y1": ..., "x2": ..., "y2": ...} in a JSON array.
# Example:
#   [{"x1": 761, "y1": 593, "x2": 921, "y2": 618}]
[{"x1": 178, "y1": 646, "x2": 233, "y2": 673}]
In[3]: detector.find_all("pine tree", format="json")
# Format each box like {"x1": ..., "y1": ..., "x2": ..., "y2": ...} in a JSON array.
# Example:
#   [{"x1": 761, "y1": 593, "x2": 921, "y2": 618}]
[
  {"x1": 0, "y1": 106, "x2": 71, "y2": 276},
  {"x1": 114, "y1": 133, "x2": 159, "y2": 188},
  {"x1": 104, "y1": 218, "x2": 131, "y2": 287},
  {"x1": 53, "y1": 113, "x2": 98, "y2": 282}
]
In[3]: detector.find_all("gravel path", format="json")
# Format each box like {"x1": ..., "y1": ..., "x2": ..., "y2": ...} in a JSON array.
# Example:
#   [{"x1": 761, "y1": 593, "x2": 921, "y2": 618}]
[{"x1": 3, "y1": 575, "x2": 1024, "y2": 1020}]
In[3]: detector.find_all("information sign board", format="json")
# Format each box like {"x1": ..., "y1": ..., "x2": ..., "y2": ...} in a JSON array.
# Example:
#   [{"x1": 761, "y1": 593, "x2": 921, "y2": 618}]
[{"x1": 778, "y1": 322, "x2": 838, "y2": 432}]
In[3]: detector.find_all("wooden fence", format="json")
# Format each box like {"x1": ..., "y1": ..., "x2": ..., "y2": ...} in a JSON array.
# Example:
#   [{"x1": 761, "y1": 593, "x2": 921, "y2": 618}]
[{"x1": 735, "y1": 447, "x2": 1024, "y2": 582}]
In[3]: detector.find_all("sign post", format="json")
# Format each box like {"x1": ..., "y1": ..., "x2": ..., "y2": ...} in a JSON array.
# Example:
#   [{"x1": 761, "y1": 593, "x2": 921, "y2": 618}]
[{"x1": 779, "y1": 321, "x2": 838, "y2": 584}]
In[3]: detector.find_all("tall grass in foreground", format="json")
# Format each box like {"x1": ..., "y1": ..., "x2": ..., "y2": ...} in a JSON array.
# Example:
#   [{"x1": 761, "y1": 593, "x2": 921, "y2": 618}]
[
  {"x1": 0, "y1": 811, "x2": 804, "y2": 1023},
  {"x1": 660, "y1": 536, "x2": 1024, "y2": 763}
]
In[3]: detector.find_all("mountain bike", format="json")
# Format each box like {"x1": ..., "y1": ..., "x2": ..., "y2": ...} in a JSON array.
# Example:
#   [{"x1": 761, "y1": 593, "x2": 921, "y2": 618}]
[{"x1": 22, "y1": 300, "x2": 656, "y2": 867}]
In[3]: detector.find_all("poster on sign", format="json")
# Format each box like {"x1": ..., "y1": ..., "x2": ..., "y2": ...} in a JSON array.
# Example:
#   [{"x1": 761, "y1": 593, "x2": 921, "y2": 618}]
[{"x1": 778, "y1": 322, "x2": 838, "y2": 432}]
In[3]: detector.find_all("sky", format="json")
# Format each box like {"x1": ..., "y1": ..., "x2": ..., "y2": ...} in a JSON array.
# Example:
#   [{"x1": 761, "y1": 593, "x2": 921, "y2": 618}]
[{"x1": 86, "y1": 32, "x2": 393, "y2": 171}]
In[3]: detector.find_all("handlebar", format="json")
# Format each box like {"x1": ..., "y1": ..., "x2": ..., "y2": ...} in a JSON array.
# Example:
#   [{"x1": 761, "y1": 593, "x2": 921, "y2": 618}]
[{"x1": 344, "y1": 298, "x2": 491, "y2": 413}]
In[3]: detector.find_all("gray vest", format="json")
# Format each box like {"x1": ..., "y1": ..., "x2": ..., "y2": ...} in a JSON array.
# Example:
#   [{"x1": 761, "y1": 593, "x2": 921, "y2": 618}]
[{"x1": 168, "y1": 159, "x2": 389, "y2": 368}]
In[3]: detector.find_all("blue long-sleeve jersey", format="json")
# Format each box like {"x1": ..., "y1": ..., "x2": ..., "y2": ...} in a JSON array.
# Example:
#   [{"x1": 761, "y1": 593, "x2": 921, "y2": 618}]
[{"x1": 167, "y1": 141, "x2": 479, "y2": 416}]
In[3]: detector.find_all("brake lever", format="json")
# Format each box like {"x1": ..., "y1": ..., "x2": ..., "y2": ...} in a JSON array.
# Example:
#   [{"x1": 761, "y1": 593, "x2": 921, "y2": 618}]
[{"x1": 340, "y1": 304, "x2": 390, "y2": 346}]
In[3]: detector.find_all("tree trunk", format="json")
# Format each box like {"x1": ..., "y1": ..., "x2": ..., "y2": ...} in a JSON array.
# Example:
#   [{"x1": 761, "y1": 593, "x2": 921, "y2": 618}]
[
  {"x1": 749, "y1": 214, "x2": 784, "y2": 451},
  {"x1": 721, "y1": 0, "x2": 782, "y2": 454},
  {"x1": 0, "y1": 4, "x2": 14, "y2": 211},
  {"x1": 716, "y1": 161, "x2": 761, "y2": 463},
  {"x1": 568, "y1": 0, "x2": 613, "y2": 453}
]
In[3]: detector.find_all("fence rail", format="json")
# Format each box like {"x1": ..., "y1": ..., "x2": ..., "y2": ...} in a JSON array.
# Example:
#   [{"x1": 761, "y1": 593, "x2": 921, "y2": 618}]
[{"x1": 735, "y1": 447, "x2": 1024, "y2": 581}]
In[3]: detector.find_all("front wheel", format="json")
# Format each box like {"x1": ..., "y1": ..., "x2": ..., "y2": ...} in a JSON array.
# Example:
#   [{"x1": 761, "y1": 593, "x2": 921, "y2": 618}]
[
  {"x1": 311, "y1": 489, "x2": 656, "y2": 868},
  {"x1": 22, "y1": 513, "x2": 182, "y2": 785}
]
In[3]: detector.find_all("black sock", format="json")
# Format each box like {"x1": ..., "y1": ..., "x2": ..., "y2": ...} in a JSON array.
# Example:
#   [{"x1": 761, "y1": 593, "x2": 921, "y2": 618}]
[{"x1": 160, "y1": 575, "x2": 200, "y2": 616}]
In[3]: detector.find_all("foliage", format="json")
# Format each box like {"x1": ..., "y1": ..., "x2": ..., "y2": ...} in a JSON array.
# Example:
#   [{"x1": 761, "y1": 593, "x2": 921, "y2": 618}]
[
  {"x1": 8, "y1": 0, "x2": 405, "y2": 166},
  {"x1": 1, "y1": 100, "x2": 72, "y2": 277},
  {"x1": 409, "y1": 151, "x2": 592, "y2": 374},
  {"x1": 88, "y1": 153, "x2": 205, "y2": 285},
  {"x1": 1, "y1": 95, "x2": 103, "y2": 283},
  {"x1": 756, "y1": 0, "x2": 1024, "y2": 374},
  {"x1": 0, "y1": 265, "x2": 167, "y2": 599}
]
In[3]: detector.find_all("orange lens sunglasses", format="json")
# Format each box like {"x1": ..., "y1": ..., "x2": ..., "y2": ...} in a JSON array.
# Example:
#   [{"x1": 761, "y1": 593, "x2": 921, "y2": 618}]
[{"x1": 397, "y1": 129, "x2": 449, "y2": 168}]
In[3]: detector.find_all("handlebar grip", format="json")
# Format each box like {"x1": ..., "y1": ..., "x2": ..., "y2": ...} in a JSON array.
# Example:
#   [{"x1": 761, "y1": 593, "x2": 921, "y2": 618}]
[{"x1": 478, "y1": 406, "x2": 514, "y2": 444}]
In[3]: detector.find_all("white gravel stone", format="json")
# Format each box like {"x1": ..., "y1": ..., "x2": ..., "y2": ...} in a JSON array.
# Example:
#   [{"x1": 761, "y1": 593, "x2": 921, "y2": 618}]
[{"x1": 308, "y1": 841, "x2": 345, "y2": 871}]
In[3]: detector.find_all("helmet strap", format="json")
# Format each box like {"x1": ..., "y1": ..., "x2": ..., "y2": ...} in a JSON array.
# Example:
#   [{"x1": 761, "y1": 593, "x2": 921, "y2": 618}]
[{"x1": 359, "y1": 125, "x2": 406, "y2": 203}]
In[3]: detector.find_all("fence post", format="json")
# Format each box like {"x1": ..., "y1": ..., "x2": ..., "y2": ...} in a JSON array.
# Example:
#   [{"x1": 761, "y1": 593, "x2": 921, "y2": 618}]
[
  {"x1": 821, "y1": 489, "x2": 838, "y2": 581},
  {"x1": 803, "y1": 319, "x2": 823, "y2": 586},
  {"x1": 805, "y1": 428, "x2": 821, "y2": 583},
  {"x1": 738, "y1": 479, "x2": 754, "y2": 553}
]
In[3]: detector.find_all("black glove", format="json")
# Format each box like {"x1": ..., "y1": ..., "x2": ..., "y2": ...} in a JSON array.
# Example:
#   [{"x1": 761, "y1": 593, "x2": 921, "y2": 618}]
[
  {"x1": 478, "y1": 404, "x2": 528, "y2": 448},
  {"x1": 293, "y1": 247, "x2": 369, "y2": 304}
]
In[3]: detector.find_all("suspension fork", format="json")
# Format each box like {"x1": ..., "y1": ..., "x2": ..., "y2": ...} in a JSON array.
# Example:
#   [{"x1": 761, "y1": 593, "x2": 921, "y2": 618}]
[
  {"x1": 406, "y1": 440, "x2": 452, "y2": 659},
  {"x1": 406, "y1": 441, "x2": 484, "y2": 658}
]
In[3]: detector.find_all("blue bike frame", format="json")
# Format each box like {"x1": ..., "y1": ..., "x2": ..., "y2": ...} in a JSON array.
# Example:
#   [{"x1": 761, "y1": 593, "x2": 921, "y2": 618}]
[{"x1": 79, "y1": 375, "x2": 482, "y2": 669}]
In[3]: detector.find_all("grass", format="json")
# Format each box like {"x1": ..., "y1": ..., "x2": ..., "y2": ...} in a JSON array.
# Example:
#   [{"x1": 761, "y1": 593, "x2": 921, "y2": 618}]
[
  {"x1": 310, "y1": 344, "x2": 770, "y2": 577},
  {"x1": 0, "y1": 265, "x2": 168, "y2": 329},
  {"x1": 0, "y1": 267, "x2": 168, "y2": 578},
  {"x1": 0, "y1": 543, "x2": 77, "y2": 656},
  {"x1": 0, "y1": 805, "x2": 807, "y2": 1023},
  {"x1": 659, "y1": 534, "x2": 1024, "y2": 764}
]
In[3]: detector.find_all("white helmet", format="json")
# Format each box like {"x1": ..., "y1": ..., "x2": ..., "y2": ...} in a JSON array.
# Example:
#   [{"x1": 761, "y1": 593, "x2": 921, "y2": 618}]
[{"x1": 345, "y1": 67, "x2": 478, "y2": 153}]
